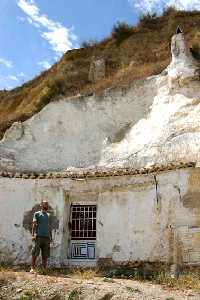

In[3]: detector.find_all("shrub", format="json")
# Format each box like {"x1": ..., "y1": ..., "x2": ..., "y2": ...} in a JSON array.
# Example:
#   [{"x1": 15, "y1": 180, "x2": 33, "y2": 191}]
[
  {"x1": 111, "y1": 22, "x2": 133, "y2": 44},
  {"x1": 139, "y1": 12, "x2": 157, "y2": 26},
  {"x1": 80, "y1": 40, "x2": 97, "y2": 48},
  {"x1": 47, "y1": 75, "x2": 67, "y2": 96},
  {"x1": 21, "y1": 288, "x2": 40, "y2": 299},
  {"x1": 68, "y1": 288, "x2": 81, "y2": 300},
  {"x1": 163, "y1": 6, "x2": 177, "y2": 16},
  {"x1": 34, "y1": 75, "x2": 69, "y2": 111}
]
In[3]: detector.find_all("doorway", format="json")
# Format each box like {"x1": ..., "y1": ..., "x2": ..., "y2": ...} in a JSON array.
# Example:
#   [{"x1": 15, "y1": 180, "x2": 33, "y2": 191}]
[{"x1": 70, "y1": 204, "x2": 96, "y2": 260}]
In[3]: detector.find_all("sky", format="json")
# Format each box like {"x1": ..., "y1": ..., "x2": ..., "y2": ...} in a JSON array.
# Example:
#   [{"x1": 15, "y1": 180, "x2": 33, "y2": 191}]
[{"x1": 0, "y1": 0, "x2": 200, "y2": 90}]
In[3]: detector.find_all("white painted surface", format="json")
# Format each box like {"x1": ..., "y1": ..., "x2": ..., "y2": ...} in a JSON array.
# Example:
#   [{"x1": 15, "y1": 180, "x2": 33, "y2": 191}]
[
  {"x1": 1, "y1": 167, "x2": 200, "y2": 266},
  {"x1": 101, "y1": 34, "x2": 200, "y2": 168},
  {"x1": 0, "y1": 33, "x2": 200, "y2": 266},
  {"x1": 0, "y1": 178, "x2": 65, "y2": 265},
  {"x1": 0, "y1": 78, "x2": 155, "y2": 172},
  {"x1": 0, "y1": 33, "x2": 199, "y2": 172}
]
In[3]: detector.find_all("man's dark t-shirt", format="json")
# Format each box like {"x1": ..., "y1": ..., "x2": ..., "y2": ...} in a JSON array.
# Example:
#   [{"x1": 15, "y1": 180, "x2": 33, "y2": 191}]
[{"x1": 33, "y1": 211, "x2": 51, "y2": 238}]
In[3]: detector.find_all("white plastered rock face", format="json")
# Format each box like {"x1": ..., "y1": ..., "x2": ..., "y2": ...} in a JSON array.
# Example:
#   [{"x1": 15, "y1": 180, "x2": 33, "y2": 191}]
[
  {"x1": 168, "y1": 33, "x2": 199, "y2": 82},
  {"x1": 0, "y1": 33, "x2": 200, "y2": 172},
  {"x1": 99, "y1": 33, "x2": 200, "y2": 168}
]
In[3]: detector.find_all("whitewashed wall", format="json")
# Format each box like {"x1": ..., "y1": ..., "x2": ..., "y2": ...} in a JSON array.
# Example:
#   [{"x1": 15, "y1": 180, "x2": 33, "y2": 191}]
[
  {"x1": 0, "y1": 167, "x2": 200, "y2": 266},
  {"x1": 0, "y1": 78, "x2": 155, "y2": 172},
  {"x1": 0, "y1": 34, "x2": 199, "y2": 173},
  {"x1": 0, "y1": 178, "x2": 65, "y2": 265}
]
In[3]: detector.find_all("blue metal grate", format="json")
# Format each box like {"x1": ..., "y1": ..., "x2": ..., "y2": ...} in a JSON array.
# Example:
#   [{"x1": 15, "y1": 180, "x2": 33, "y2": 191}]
[{"x1": 71, "y1": 241, "x2": 96, "y2": 259}]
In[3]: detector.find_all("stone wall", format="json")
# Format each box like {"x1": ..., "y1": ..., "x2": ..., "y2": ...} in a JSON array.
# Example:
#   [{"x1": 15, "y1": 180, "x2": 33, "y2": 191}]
[{"x1": 1, "y1": 167, "x2": 200, "y2": 266}]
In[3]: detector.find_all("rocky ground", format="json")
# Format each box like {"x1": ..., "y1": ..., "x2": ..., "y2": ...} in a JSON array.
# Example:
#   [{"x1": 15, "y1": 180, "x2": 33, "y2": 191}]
[{"x1": 1, "y1": 269, "x2": 200, "y2": 300}]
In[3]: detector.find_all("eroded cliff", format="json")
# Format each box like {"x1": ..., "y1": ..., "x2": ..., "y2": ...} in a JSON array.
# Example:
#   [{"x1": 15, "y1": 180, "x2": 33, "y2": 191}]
[{"x1": 0, "y1": 32, "x2": 199, "y2": 172}]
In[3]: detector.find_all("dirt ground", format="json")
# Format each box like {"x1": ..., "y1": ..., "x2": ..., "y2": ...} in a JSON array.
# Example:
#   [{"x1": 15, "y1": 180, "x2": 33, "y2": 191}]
[{"x1": 1, "y1": 270, "x2": 200, "y2": 300}]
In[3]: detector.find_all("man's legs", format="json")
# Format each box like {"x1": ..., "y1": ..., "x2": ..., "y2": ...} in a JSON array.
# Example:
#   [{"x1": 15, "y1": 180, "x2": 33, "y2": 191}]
[
  {"x1": 42, "y1": 256, "x2": 48, "y2": 268},
  {"x1": 32, "y1": 255, "x2": 37, "y2": 269},
  {"x1": 31, "y1": 237, "x2": 40, "y2": 272},
  {"x1": 41, "y1": 238, "x2": 50, "y2": 269}
]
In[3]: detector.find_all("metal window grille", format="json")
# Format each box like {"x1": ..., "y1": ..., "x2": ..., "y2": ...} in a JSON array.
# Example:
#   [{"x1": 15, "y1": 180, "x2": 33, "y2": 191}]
[
  {"x1": 71, "y1": 242, "x2": 96, "y2": 259},
  {"x1": 71, "y1": 205, "x2": 96, "y2": 240}
]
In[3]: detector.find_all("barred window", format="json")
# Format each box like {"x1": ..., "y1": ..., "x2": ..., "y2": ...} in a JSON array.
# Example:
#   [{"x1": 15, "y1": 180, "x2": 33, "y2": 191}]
[{"x1": 71, "y1": 205, "x2": 96, "y2": 240}]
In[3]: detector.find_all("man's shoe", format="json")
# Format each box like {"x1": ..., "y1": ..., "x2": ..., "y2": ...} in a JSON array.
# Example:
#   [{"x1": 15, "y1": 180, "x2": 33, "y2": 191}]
[{"x1": 30, "y1": 268, "x2": 36, "y2": 274}]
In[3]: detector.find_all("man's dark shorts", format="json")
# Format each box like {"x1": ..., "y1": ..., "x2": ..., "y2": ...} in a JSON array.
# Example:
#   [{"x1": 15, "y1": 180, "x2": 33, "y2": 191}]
[{"x1": 32, "y1": 236, "x2": 50, "y2": 258}]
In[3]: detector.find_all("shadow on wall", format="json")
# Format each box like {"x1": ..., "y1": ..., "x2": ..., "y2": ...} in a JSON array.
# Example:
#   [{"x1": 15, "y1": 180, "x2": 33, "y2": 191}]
[
  {"x1": 23, "y1": 204, "x2": 59, "y2": 233},
  {"x1": 108, "y1": 122, "x2": 132, "y2": 144}
]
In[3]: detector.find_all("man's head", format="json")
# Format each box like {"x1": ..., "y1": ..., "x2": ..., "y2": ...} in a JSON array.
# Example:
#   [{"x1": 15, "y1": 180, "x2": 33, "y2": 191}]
[{"x1": 41, "y1": 201, "x2": 49, "y2": 212}]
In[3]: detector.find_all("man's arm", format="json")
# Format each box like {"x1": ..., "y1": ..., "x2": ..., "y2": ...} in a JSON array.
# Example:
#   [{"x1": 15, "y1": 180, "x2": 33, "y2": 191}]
[
  {"x1": 49, "y1": 215, "x2": 53, "y2": 242},
  {"x1": 32, "y1": 221, "x2": 37, "y2": 238},
  {"x1": 32, "y1": 213, "x2": 38, "y2": 240}
]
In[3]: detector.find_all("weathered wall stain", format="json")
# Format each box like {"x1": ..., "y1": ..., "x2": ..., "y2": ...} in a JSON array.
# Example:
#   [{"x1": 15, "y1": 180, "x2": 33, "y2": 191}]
[
  {"x1": 182, "y1": 168, "x2": 200, "y2": 209},
  {"x1": 23, "y1": 204, "x2": 59, "y2": 233},
  {"x1": 182, "y1": 192, "x2": 200, "y2": 208},
  {"x1": 112, "y1": 244, "x2": 121, "y2": 253},
  {"x1": 109, "y1": 122, "x2": 132, "y2": 143}
]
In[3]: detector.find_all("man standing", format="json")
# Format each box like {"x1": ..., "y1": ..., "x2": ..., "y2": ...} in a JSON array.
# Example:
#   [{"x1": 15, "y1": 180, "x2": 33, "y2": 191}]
[{"x1": 30, "y1": 201, "x2": 52, "y2": 273}]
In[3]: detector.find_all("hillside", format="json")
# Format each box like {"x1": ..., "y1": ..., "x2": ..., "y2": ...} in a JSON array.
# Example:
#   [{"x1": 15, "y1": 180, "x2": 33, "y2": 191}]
[{"x1": 0, "y1": 8, "x2": 200, "y2": 139}]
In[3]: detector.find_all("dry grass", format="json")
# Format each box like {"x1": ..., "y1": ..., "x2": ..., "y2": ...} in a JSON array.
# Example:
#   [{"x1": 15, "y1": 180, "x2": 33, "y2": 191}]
[
  {"x1": 1, "y1": 266, "x2": 200, "y2": 295},
  {"x1": 32, "y1": 266, "x2": 97, "y2": 280},
  {"x1": 100, "y1": 264, "x2": 200, "y2": 292},
  {"x1": 19, "y1": 288, "x2": 41, "y2": 300},
  {"x1": 71, "y1": 268, "x2": 97, "y2": 280},
  {"x1": 0, "y1": 9, "x2": 200, "y2": 138},
  {"x1": 0, "y1": 264, "x2": 11, "y2": 272},
  {"x1": 0, "y1": 270, "x2": 17, "y2": 287},
  {"x1": 154, "y1": 271, "x2": 200, "y2": 292}
]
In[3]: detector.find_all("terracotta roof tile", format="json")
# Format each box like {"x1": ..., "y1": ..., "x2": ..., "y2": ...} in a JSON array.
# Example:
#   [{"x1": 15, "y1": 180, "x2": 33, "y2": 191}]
[{"x1": 0, "y1": 162, "x2": 196, "y2": 180}]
